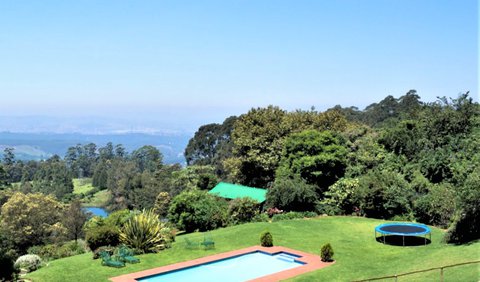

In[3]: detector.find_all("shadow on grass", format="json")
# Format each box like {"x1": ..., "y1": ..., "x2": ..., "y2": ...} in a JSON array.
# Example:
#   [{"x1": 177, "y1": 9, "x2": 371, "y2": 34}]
[{"x1": 376, "y1": 235, "x2": 431, "y2": 246}]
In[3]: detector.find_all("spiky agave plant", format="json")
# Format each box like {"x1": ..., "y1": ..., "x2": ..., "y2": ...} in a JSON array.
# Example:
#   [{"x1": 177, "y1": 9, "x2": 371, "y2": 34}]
[{"x1": 120, "y1": 209, "x2": 173, "y2": 253}]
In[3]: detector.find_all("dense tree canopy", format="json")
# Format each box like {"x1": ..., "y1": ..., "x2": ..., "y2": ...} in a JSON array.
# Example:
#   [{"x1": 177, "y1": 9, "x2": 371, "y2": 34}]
[
  {"x1": 1, "y1": 193, "x2": 64, "y2": 252},
  {"x1": 225, "y1": 106, "x2": 348, "y2": 187},
  {"x1": 276, "y1": 130, "x2": 348, "y2": 193}
]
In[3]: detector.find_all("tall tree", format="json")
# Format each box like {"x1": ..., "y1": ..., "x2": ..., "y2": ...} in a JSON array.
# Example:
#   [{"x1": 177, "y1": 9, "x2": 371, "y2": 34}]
[
  {"x1": 131, "y1": 145, "x2": 163, "y2": 173},
  {"x1": 62, "y1": 199, "x2": 88, "y2": 243},
  {"x1": 33, "y1": 156, "x2": 74, "y2": 199},
  {"x1": 184, "y1": 116, "x2": 237, "y2": 177}
]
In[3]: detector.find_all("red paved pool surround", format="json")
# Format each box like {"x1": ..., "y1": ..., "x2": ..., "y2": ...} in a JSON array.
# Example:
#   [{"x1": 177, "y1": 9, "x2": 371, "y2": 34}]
[{"x1": 110, "y1": 245, "x2": 333, "y2": 282}]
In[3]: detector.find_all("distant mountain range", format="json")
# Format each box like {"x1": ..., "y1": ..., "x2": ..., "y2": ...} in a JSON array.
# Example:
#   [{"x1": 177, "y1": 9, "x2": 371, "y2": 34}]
[
  {"x1": 0, "y1": 115, "x2": 196, "y2": 164},
  {"x1": 0, "y1": 132, "x2": 191, "y2": 164},
  {"x1": 0, "y1": 115, "x2": 195, "y2": 135}
]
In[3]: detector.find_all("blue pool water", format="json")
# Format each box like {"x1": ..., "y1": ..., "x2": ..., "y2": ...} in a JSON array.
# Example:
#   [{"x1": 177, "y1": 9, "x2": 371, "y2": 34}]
[
  {"x1": 137, "y1": 251, "x2": 304, "y2": 282},
  {"x1": 83, "y1": 207, "x2": 109, "y2": 218}
]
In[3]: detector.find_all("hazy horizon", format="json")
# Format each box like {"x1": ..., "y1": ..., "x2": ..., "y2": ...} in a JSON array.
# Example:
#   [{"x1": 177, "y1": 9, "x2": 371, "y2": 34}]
[{"x1": 0, "y1": 0, "x2": 478, "y2": 133}]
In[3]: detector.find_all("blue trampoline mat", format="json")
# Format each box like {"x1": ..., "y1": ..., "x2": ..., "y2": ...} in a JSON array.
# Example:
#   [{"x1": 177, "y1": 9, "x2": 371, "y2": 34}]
[{"x1": 375, "y1": 223, "x2": 431, "y2": 236}]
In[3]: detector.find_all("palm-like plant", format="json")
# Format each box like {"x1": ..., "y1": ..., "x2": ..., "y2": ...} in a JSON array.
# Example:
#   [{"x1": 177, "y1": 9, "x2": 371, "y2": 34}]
[{"x1": 120, "y1": 209, "x2": 173, "y2": 253}]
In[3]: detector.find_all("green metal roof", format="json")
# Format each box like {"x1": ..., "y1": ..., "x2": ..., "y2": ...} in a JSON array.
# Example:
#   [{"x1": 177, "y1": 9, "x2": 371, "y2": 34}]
[{"x1": 208, "y1": 182, "x2": 267, "y2": 203}]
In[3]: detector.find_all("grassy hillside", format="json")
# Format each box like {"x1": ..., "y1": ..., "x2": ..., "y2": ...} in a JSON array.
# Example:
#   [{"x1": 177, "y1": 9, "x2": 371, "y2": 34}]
[
  {"x1": 73, "y1": 178, "x2": 111, "y2": 207},
  {"x1": 73, "y1": 178, "x2": 95, "y2": 195},
  {"x1": 25, "y1": 217, "x2": 479, "y2": 282}
]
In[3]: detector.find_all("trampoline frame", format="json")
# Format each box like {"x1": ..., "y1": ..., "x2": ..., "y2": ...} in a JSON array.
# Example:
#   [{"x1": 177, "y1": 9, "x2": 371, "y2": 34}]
[{"x1": 375, "y1": 222, "x2": 431, "y2": 246}]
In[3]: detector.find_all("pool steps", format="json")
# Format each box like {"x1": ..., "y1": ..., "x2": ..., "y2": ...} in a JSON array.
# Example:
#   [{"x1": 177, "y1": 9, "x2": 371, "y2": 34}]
[{"x1": 275, "y1": 253, "x2": 298, "y2": 262}]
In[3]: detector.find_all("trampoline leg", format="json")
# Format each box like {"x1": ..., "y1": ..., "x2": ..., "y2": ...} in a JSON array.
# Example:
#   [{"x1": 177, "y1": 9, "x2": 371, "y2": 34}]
[{"x1": 403, "y1": 236, "x2": 405, "y2": 246}]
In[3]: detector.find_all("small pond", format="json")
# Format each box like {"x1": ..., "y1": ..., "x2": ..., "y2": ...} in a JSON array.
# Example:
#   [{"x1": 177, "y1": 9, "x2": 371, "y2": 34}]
[{"x1": 83, "y1": 207, "x2": 109, "y2": 218}]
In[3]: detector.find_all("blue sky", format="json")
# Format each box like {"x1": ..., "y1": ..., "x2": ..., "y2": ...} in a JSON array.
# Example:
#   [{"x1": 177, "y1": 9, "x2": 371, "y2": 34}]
[{"x1": 0, "y1": 0, "x2": 478, "y2": 131}]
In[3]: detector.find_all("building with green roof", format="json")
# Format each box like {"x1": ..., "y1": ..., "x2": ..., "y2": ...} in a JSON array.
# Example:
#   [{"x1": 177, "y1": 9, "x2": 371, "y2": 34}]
[{"x1": 208, "y1": 182, "x2": 267, "y2": 203}]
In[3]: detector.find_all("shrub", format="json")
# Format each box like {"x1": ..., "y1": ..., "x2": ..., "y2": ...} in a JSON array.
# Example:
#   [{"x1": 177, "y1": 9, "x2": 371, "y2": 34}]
[
  {"x1": 414, "y1": 183, "x2": 455, "y2": 228},
  {"x1": 104, "y1": 209, "x2": 134, "y2": 228},
  {"x1": 272, "y1": 211, "x2": 317, "y2": 222},
  {"x1": 0, "y1": 252, "x2": 17, "y2": 281},
  {"x1": 85, "y1": 225, "x2": 120, "y2": 251},
  {"x1": 252, "y1": 213, "x2": 270, "y2": 223},
  {"x1": 444, "y1": 169, "x2": 480, "y2": 244},
  {"x1": 120, "y1": 209, "x2": 174, "y2": 253},
  {"x1": 320, "y1": 178, "x2": 359, "y2": 215},
  {"x1": 92, "y1": 246, "x2": 115, "y2": 259},
  {"x1": 266, "y1": 176, "x2": 319, "y2": 212},
  {"x1": 28, "y1": 241, "x2": 86, "y2": 260},
  {"x1": 320, "y1": 243, "x2": 334, "y2": 262},
  {"x1": 168, "y1": 190, "x2": 228, "y2": 232},
  {"x1": 59, "y1": 241, "x2": 86, "y2": 257},
  {"x1": 28, "y1": 244, "x2": 59, "y2": 260},
  {"x1": 356, "y1": 170, "x2": 414, "y2": 219},
  {"x1": 228, "y1": 197, "x2": 260, "y2": 224},
  {"x1": 260, "y1": 231, "x2": 273, "y2": 247},
  {"x1": 14, "y1": 254, "x2": 42, "y2": 272},
  {"x1": 83, "y1": 216, "x2": 105, "y2": 233}
]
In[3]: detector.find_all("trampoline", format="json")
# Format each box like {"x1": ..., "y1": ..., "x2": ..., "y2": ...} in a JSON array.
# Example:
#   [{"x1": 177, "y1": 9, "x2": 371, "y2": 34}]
[{"x1": 375, "y1": 222, "x2": 431, "y2": 246}]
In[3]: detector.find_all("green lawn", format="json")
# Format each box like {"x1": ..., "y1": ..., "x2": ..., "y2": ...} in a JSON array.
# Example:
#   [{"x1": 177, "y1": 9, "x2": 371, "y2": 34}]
[
  {"x1": 25, "y1": 217, "x2": 479, "y2": 282},
  {"x1": 82, "y1": 189, "x2": 111, "y2": 207},
  {"x1": 73, "y1": 178, "x2": 111, "y2": 207},
  {"x1": 73, "y1": 178, "x2": 95, "y2": 195}
]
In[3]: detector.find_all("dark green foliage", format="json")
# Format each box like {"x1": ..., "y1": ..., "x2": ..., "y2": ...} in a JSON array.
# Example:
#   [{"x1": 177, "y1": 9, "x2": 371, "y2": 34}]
[
  {"x1": 0, "y1": 252, "x2": 17, "y2": 281},
  {"x1": 64, "y1": 143, "x2": 98, "y2": 178},
  {"x1": 266, "y1": 176, "x2": 318, "y2": 212},
  {"x1": 356, "y1": 170, "x2": 414, "y2": 219},
  {"x1": 131, "y1": 145, "x2": 163, "y2": 173},
  {"x1": 185, "y1": 116, "x2": 237, "y2": 177},
  {"x1": 227, "y1": 106, "x2": 347, "y2": 187},
  {"x1": 271, "y1": 211, "x2": 317, "y2": 222},
  {"x1": 413, "y1": 183, "x2": 455, "y2": 228},
  {"x1": 260, "y1": 231, "x2": 273, "y2": 247},
  {"x1": 0, "y1": 231, "x2": 17, "y2": 281},
  {"x1": 28, "y1": 241, "x2": 86, "y2": 260},
  {"x1": 320, "y1": 243, "x2": 334, "y2": 262},
  {"x1": 380, "y1": 120, "x2": 421, "y2": 160},
  {"x1": 277, "y1": 130, "x2": 347, "y2": 192},
  {"x1": 85, "y1": 225, "x2": 120, "y2": 251},
  {"x1": 0, "y1": 164, "x2": 9, "y2": 188},
  {"x1": 168, "y1": 190, "x2": 228, "y2": 232},
  {"x1": 98, "y1": 142, "x2": 115, "y2": 160},
  {"x1": 32, "y1": 156, "x2": 74, "y2": 199},
  {"x1": 227, "y1": 197, "x2": 260, "y2": 224},
  {"x1": 92, "y1": 160, "x2": 109, "y2": 189},
  {"x1": 445, "y1": 169, "x2": 480, "y2": 244},
  {"x1": 63, "y1": 200, "x2": 88, "y2": 242}
]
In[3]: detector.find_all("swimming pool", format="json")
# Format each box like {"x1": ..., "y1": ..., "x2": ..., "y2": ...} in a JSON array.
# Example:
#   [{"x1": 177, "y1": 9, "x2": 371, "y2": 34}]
[
  {"x1": 138, "y1": 251, "x2": 303, "y2": 282},
  {"x1": 110, "y1": 246, "x2": 333, "y2": 282}
]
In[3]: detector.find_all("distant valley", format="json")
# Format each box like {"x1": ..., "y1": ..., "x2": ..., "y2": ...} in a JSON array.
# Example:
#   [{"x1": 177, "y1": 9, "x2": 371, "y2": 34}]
[{"x1": 0, "y1": 132, "x2": 191, "y2": 164}]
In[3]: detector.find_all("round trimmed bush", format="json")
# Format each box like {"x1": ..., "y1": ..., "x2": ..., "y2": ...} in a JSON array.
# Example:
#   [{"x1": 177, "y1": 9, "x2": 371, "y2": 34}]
[
  {"x1": 260, "y1": 231, "x2": 273, "y2": 247},
  {"x1": 14, "y1": 254, "x2": 42, "y2": 272},
  {"x1": 320, "y1": 243, "x2": 334, "y2": 262}
]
